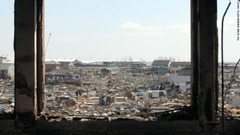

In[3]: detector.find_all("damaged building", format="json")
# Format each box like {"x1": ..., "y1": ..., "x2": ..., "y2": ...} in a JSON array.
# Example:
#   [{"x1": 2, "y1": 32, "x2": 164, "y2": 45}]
[
  {"x1": 0, "y1": 57, "x2": 14, "y2": 80},
  {"x1": 45, "y1": 73, "x2": 81, "y2": 84},
  {"x1": 1, "y1": 0, "x2": 240, "y2": 135},
  {"x1": 101, "y1": 67, "x2": 120, "y2": 75},
  {"x1": 0, "y1": 63, "x2": 14, "y2": 80},
  {"x1": 45, "y1": 60, "x2": 61, "y2": 72}
]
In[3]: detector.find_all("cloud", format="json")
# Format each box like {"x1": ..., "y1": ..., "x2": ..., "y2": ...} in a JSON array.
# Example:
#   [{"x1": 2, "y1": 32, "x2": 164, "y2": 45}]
[
  {"x1": 119, "y1": 21, "x2": 191, "y2": 37},
  {"x1": 165, "y1": 22, "x2": 190, "y2": 34},
  {"x1": 120, "y1": 22, "x2": 144, "y2": 30},
  {"x1": 164, "y1": 17, "x2": 237, "y2": 35},
  {"x1": 120, "y1": 22, "x2": 162, "y2": 36}
]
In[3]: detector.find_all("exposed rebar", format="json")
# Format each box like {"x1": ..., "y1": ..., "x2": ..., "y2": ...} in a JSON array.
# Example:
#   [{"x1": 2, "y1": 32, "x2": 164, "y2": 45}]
[{"x1": 221, "y1": 1, "x2": 231, "y2": 134}]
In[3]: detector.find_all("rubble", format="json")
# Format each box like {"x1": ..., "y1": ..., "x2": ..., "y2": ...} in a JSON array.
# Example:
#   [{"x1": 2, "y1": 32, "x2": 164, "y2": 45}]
[
  {"x1": 0, "y1": 79, "x2": 14, "y2": 114},
  {"x1": 42, "y1": 67, "x2": 193, "y2": 121},
  {"x1": 1, "y1": 61, "x2": 240, "y2": 121}
]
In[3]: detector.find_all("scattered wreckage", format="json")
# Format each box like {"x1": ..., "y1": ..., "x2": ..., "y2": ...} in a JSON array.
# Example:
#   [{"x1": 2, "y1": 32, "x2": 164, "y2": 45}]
[{"x1": 1, "y1": 65, "x2": 240, "y2": 122}]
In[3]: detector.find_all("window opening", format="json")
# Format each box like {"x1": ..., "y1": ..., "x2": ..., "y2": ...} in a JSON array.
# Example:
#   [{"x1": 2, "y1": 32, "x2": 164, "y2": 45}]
[
  {"x1": 43, "y1": 0, "x2": 192, "y2": 120},
  {"x1": 2, "y1": 0, "x2": 240, "y2": 122},
  {"x1": 0, "y1": 0, "x2": 14, "y2": 115}
]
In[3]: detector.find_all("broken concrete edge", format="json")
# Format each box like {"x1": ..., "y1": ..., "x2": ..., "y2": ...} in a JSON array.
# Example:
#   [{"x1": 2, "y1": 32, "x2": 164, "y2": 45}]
[
  {"x1": 2, "y1": 119, "x2": 240, "y2": 134},
  {"x1": 34, "y1": 106, "x2": 197, "y2": 122},
  {"x1": 2, "y1": 106, "x2": 239, "y2": 123}
]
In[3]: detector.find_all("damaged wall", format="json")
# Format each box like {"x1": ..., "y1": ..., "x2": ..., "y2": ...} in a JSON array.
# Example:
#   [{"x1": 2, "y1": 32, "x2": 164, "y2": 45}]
[
  {"x1": 6, "y1": 0, "x2": 239, "y2": 134},
  {"x1": 1, "y1": 120, "x2": 240, "y2": 134},
  {"x1": 14, "y1": 0, "x2": 38, "y2": 117}
]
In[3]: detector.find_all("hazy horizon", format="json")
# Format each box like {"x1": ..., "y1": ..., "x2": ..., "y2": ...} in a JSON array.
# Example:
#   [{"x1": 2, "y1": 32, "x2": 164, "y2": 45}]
[{"x1": 1, "y1": 0, "x2": 240, "y2": 62}]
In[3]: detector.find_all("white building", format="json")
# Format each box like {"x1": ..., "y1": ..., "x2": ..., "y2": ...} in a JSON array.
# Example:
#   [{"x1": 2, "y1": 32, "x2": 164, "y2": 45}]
[
  {"x1": 165, "y1": 75, "x2": 190, "y2": 91},
  {"x1": 0, "y1": 63, "x2": 14, "y2": 80}
]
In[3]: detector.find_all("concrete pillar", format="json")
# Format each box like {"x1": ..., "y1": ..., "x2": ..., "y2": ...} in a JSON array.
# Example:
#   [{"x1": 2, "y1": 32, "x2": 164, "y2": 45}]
[
  {"x1": 190, "y1": 0, "x2": 199, "y2": 118},
  {"x1": 197, "y1": 0, "x2": 218, "y2": 128},
  {"x1": 14, "y1": 0, "x2": 37, "y2": 126},
  {"x1": 37, "y1": 0, "x2": 45, "y2": 113}
]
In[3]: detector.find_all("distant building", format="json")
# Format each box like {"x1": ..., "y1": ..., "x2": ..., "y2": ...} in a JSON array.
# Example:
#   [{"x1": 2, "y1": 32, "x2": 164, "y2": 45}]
[
  {"x1": 45, "y1": 61, "x2": 61, "y2": 72},
  {"x1": 103, "y1": 61, "x2": 124, "y2": 67},
  {"x1": 164, "y1": 75, "x2": 190, "y2": 91},
  {"x1": 165, "y1": 75, "x2": 190, "y2": 83},
  {"x1": 46, "y1": 58, "x2": 75, "y2": 70},
  {"x1": 58, "y1": 61, "x2": 74, "y2": 70},
  {"x1": 177, "y1": 67, "x2": 190, "y2": 76},
  {"x1": 0, "y1": 63, "x2": 14, "y2": 80},
  {"x1": 74, "y1": 62, "x2": 104, "y2": 68},
  {"x1": 169, "y1": 61, "x2": 190, "y2": 74},
  {"x1": 152, "y1": 60, "x2": 171, "y2": 67},
  {"x1": 101, "y1": 67, "x2": 119, "y2": 75},
  {"x1": 130, "y1": 62, "x2": 147, "y2": 73},
  {"x1": 130, "y1": 61, "x2": 146, "y2": 68},
  {"x1": 151, "y1": 66, "x2": 168, "y2": 75},
  {"x1": 103, "y1": 61, "x2": 146, "y2": 67},
  {"x1": 46, "y1": 73, "x2": 81, "y2": 84},
  {"x1": 0, "y1": 56, "x2": 11, "y2": 63},
  {"x1": 73, "y1": 59, "x2": 82, "y2": 67},
  {"x1": 170, "y1": 61, "x2": 190, "y2": 68}
]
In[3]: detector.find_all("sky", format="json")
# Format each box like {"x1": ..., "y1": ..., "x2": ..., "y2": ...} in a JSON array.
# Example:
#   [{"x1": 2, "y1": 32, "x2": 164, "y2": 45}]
[{"x1": 0, "y1": 0, "x2": 239, "y2": 62}]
